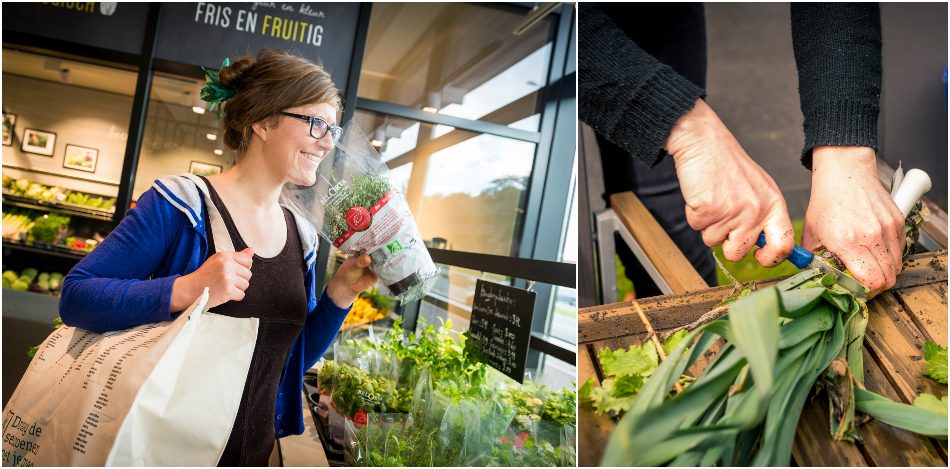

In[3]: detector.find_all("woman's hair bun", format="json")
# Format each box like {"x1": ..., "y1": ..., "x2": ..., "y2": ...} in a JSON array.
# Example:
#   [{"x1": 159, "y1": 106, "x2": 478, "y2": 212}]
[{"x1": 218, "y1": 55, "x2": 256, "y2": 89}]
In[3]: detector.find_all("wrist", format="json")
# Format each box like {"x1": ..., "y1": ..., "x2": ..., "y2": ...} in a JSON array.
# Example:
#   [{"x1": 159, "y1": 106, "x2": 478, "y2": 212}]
[
  {"x1": 664, "y1": 99, "x2": 727, "y2": 164},
  {"x1": 170, "y1": 274, "x2": 197, "y2": 312},
  {"x1": 326, "y1": 281, "x2": 355, "y2": 309},
  {"x1": 811, "y1": 146, "x2": 877, "y2": 176}
]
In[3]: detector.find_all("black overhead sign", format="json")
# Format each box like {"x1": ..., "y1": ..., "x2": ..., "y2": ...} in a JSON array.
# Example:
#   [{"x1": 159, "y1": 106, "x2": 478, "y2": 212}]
[
  {"x1": 154, "y1": 3, "x2": 359, "y2": 90},
  {"x1": 2, "y1": 2, "x2": 149, "y2": 56},
  {"x1": 468, "y1": 279, "x2": 536, "y2": 383}
]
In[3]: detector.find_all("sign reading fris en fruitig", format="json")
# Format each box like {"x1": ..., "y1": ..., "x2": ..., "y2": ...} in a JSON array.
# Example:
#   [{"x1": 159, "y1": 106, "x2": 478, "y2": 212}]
[
  {"x1": 468, "y1": 279, "x2": 536, "y2": 383},
  {"x1": 1, "y1": 3, "x2": 360, "y2": 93},
  {"x1": 154, "y1": 3, "x2": 359, "y2": 90}
]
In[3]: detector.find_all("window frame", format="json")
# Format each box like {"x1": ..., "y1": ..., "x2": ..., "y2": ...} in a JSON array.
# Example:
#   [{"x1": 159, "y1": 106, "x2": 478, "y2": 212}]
[{"x1": 314, "y1": 2, "x2": 577, "y2": 373}]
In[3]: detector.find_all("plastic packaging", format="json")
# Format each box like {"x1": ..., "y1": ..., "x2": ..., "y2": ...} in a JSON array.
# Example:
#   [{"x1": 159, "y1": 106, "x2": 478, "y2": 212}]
[{"x1": 281, "y1": 122, "x2": 439, "y2": 302}]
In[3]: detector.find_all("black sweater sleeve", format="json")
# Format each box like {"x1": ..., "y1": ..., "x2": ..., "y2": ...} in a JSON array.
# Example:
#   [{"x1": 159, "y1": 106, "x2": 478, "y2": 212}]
[
  {"x1": 791, "y1": 3, "x2": 882, "y2": 169},
  {"x1": 578, "y1": 3, "x2": 705, "y2": 167}
]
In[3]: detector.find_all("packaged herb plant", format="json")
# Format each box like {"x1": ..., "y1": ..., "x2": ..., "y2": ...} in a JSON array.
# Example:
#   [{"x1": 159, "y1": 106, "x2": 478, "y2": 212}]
[
  {"x1": 282, "y1": 122, "x2": 439, "y2": 302},
  {"x1": 316, "y1": 317, "x2": 577, "y2": 467}
]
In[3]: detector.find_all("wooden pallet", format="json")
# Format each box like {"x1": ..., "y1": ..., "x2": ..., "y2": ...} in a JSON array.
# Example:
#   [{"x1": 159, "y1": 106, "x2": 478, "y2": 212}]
[{"x1": 579, "y1": 251, "x2": 949, "y2": 467}]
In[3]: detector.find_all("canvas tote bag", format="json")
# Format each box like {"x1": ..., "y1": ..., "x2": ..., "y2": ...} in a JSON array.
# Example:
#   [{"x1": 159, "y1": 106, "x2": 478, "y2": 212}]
[{"x1": 2, "y1": 177, "x2": 264, "y2": 466}]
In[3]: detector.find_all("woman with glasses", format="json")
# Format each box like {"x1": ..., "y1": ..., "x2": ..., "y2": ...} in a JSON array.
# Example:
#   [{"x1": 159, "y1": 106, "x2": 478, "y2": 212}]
[{"x1": 58, "y1": 49, "x2": 376, "y2": 466}]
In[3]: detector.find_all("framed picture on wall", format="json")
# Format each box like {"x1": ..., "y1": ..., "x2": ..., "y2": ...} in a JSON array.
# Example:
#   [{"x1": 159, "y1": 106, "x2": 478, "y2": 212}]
[
  {"x1": 190, "y1": 161, "x2": 223, "y2": 177},
  {"x1": 2, "y1": 113, "x2": 15, "y2": 146},
  {"x1": 63, "y1": 144, "x2": 99, "y2": 173},
  {"x1": 21, "y1": 128, "x2": 56, "y2": 156}
]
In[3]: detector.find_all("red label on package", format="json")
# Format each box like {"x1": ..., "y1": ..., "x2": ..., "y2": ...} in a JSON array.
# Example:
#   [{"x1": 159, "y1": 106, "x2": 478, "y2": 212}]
[
  {"x1": 353, "y1": 410, "x2": 368, "y2": 427},
  {"x1": 346, "y1": 206, "x2": 372, "y2": 231},
  {"x1": 334, "y1": 190, "x2": 398, "y2": 248}
]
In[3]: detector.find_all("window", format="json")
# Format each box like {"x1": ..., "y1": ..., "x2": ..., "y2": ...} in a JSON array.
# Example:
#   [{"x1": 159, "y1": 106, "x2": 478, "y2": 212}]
[
  {"x1": 132, "y1": 73, "x2": 230, "y2": 200},
  {"x1": 322, "y1": 2, "x2": 576, "y2": 390},
  {"x1": 358, "y1": 3, "x2": 554, "y2": 127}
]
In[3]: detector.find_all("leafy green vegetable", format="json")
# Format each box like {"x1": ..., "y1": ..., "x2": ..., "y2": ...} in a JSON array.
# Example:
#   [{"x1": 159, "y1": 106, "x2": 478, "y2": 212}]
[
  {"x1": 599, "y1": 343, "x2": 657, "y2": 378},
  {"x1": 29, "y1": 213, "x2": 70, "y2": 243},
  {"x1": 922, "y1": 341, "x2": 948, "y2": 384},
  {"x1": 360, "y1": 287, "x2": 395, "y2": 312},
  {"x1": 582, "y1": 331, "x2": 689, "y2": 416},
  {"x1": 589, "y1": 375, "x2": 642, "y2": 414},
  {"x1": 912, "y1": 393, "x2": 948, "y2": 417}
]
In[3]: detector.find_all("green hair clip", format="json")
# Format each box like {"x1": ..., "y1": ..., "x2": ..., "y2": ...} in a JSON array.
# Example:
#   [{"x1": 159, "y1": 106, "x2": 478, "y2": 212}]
[{"x1": 200, "y1": 57, "x2": 237, "y2": 118}]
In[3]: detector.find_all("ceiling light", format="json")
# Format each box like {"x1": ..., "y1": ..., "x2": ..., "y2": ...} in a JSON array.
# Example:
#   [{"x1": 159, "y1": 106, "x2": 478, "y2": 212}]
[
  {"x1": 422, "y1": 106, "x2": 437, "y2": 113},
  {"x1": 371, "y1": 139, "x2": 383, "y2": 147},
  {"x1": 213, "y1": 149, "x2": 223, "y2": 156},
  {"x1": 206, "y1": 133, "x2": 217, "y2": 141},
  {"x1": 192, "y1": 106, "x2": 206, "y2": 115}
]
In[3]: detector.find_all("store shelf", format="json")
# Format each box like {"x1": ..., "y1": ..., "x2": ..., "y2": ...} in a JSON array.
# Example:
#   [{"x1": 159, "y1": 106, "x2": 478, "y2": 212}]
[
  {"x1": 2, "y1": 288, "x2": 61, "y2": 322},
  {"x1": 2, "y1": 238, "x2": 88, "y2": 261},
  {"x1": 2, "y1": 191, "x2": 115, "y2": 222}
]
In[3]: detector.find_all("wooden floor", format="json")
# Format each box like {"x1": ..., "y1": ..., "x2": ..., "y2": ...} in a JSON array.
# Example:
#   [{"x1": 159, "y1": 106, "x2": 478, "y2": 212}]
[{"x1": 578, "y1": 251, "x2": 949, "y2": 467}]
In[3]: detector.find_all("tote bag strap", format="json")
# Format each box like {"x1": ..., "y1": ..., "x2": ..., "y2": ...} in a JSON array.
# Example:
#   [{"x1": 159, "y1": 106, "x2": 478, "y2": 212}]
[{"x1": 179, "y1": 173, "x2": 235, "y2": 254}]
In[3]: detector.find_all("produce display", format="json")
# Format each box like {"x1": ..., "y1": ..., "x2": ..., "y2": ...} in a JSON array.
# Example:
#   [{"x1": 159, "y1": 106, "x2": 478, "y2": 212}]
[
  {"x1": 344, "y1": 297, "x2": 386, "y2": 328},
  {"x1": 281, "y1": 123, "x2": 439, "y2": 303},
  {"x1": 2, "y1": 175, "x2": 116, "y2": 211},
  {"x1": 2, "y1": 208, "x2": 99, "y2": 253},
  {"x1": 2, "y1": 268, "x2": 64, "y2": 294},
  {"x1": 315, "y1": 318, "x2": 576, "y2": 467},
  {"x1": 29, "y1": 213, "x2": 71, "y2": 243},
  {"x1": 2, "y1": 211, "x2": 34, "y2": 238},
  {"x1": 344, "y1": 288, "x2": 396, "y2": 328}
]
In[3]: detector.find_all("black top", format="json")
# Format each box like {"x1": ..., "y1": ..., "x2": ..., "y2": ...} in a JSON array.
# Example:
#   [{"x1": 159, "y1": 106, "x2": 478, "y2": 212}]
[
  {"x1": 579, "y1": 3, "x2": 881, "y2": 169},
  {"x1": 199, "y1": 177, "x2": 308, "y2": 467}
]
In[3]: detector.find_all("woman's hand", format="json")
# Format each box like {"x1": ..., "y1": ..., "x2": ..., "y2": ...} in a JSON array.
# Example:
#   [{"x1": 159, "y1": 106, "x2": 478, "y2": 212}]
[
  {"x1": 804, "y1": 146, "x2": 905, "y2": 298},
  {"x1": 327, "y1": 254, "x2": 379, "y2": 308},
  {"x1": 665, "y1": 99, "x2": 795, "y2": 266},
  {"x1": 170, "y1": 248, "x2": 254, "y2": 311}
]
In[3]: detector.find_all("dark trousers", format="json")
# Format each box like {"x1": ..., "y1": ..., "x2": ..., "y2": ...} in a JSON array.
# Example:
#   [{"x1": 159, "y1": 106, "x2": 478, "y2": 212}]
[{"x1": 596, "y1": 3, "x2": 717, "y2": 296}]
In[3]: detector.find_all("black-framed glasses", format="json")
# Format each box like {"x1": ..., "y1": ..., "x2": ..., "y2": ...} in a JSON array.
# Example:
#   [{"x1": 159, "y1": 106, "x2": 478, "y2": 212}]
[{"x1": 279, "y1": 111, "x2": 342, "y2": 141}]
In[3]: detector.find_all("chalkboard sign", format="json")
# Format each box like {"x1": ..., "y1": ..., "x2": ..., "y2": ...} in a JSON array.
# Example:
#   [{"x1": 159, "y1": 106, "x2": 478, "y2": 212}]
[
  {"x1": 154, "y1": 3, "x2": 359, "y2": 91},
  {"x1": 468, "y1": 279, "x2": 536, "y2": 383}
]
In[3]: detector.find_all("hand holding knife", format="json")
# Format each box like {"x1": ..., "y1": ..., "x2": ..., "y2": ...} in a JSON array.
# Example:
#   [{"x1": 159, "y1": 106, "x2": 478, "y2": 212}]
[{"x1": 756, "y1": 169, "x2": 931, "y2": 299}]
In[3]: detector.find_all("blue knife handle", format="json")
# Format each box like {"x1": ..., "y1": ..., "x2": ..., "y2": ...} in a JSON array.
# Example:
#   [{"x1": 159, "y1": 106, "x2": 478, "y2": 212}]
[{"x1": 755, "y1": 232, "x2": 814, "y2": 269}]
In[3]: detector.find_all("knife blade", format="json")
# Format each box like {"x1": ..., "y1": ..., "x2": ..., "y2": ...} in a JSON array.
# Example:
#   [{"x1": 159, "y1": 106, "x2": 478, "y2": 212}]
[{"x1": 755, "y1": 233, "x2": 868, "y2": 299}]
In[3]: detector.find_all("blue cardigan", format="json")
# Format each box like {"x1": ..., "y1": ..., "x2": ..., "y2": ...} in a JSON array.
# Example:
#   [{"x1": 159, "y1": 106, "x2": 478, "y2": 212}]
[{"x1": 59, "y1": 174, "x2": 350, "y2": 438}]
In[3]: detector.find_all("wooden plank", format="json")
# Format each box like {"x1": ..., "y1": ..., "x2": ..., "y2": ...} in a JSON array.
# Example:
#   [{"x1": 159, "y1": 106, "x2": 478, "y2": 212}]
[
  {"x1": 579, "y1": 285, "x2": 740, "y2": 343},
  {"x1": 896, "y1": 251, "x2": 949, "y2": 289},
  {"x1": 609, "y1": 191, "x2": 709, "y2": 294},
  {"x1": 794, "y1": 396, "x2": 869, "y2": 466},
  {"x1": 578, "y1": 344, "x2": 617, "y2": 467},
  {"x1": 579, "y1": 252, "x2": 947, "y2": 345},
  {"x1": 858, "y1": 348, "x2": 946, "y2": 466},
  {"x1": 895, "y1": 283, "x2": 948, "y2": 346},
  {"x1": 864, "y1": 293, "x2": 945, "y2": 403}
]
